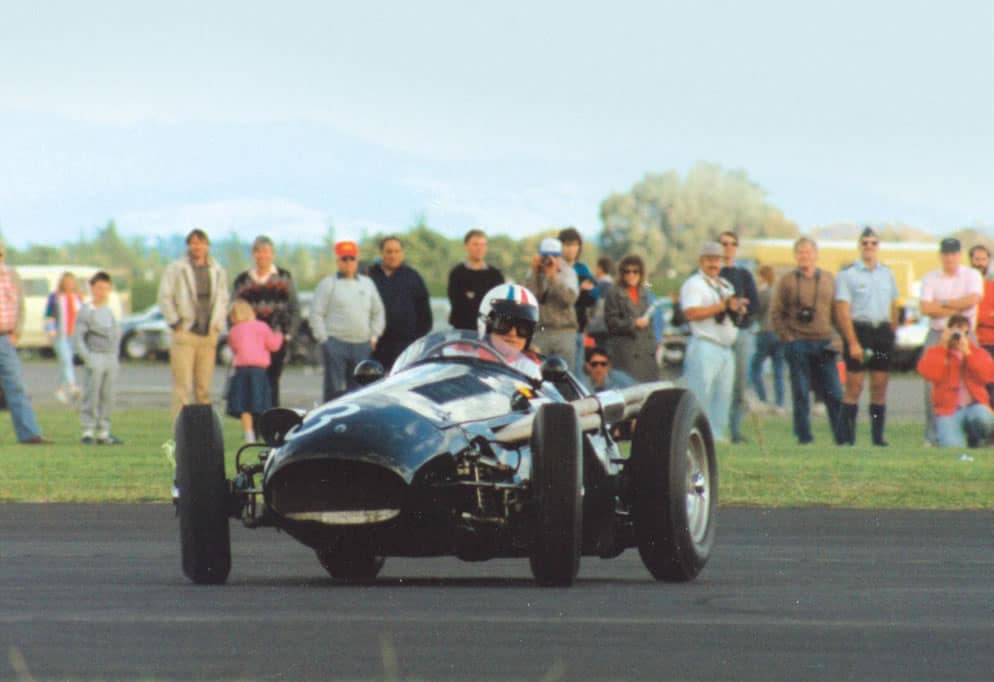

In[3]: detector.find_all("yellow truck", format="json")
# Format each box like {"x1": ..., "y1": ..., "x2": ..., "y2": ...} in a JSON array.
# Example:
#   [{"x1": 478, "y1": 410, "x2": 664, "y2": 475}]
[
  {"x1": 739, "y1": 238, "x2": 958, "y2": 370},
  {"x1": 739, "y1": 238, "x2": 947, "y2": 300}
]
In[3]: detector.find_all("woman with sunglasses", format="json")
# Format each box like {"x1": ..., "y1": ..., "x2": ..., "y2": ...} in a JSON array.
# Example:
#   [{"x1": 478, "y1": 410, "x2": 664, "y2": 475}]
[{"x1": 603, "y1": 255, "x2": 660, "y2": 383}]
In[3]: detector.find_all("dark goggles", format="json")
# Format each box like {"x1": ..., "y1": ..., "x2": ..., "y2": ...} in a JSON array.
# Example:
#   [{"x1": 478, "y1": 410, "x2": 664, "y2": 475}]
[{"x1": 490, "y1": 315, "x2": 536, "y2": 338}]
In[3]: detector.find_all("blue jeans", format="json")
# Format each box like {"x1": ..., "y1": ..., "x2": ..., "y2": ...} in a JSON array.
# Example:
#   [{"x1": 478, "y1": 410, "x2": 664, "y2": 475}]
[
  {"x1": 321, "y1": 337, "x2": 372, "y2": 402},
  {"x1": 784, "y1": 339, "x2": 842, "y2": 444},
  {"x1": 683, "y1": 336, "x2": 735, "y2": 441},
  {"x1": 728, "y1": 328, "x2": 754, "y2": 440},
  {"x1": 0, "y1": 335, "x2": 42, "y2": 442},
  {"x1": 53, "y1": 333, "x2": 77, "y2": 386},
  {"x1": 750, "y1": 330, "x2": 785, "y2": 407},
  {"x1": 935, "y1": 403, "x2": 994, "y2": 448},
  {"x1": 574, "y1": 332, "x2": 586, "y2": 376}
]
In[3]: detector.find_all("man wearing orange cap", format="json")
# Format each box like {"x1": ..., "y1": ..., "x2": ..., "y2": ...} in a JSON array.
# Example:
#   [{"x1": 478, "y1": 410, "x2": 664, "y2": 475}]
[{"x1": 310, "y1": 240, "x2": 385, "y2": 401}]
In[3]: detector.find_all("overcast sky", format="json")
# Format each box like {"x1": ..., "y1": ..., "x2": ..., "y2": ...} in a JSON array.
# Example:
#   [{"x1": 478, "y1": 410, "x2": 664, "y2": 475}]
[{"x1": 1, "y1": 0, "x2": 991, "y2": 246}]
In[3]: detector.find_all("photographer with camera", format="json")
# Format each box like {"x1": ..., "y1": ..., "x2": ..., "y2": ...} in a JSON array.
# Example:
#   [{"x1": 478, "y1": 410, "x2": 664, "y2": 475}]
[
  {"x1": 919, "y1": 238, "x2": 983, "y2": 446},
  {"x1": 679, "y1": 242, "x2": 741, "y2": 442},
  {"x1": 917, "y1": 314, "x2": 994, "y2": 448},
  {"x1": 770, "y1": 237, "x2": 845, "y2": 445},
  {"x1": 833, "y1": 227, "x2": 900, "y2": 446},
  {"x1": 525, "y1": 237, "x2": 579, "y2": 368}
]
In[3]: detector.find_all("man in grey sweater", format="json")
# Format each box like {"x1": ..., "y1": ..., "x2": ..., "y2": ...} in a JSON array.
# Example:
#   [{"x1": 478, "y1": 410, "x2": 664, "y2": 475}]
[
  {"x1": 74, "y1": 272, "x2": 122, "y2": 444},
  {"x1": 310, "y1": 240, "x2": 386, "y2": 402}
]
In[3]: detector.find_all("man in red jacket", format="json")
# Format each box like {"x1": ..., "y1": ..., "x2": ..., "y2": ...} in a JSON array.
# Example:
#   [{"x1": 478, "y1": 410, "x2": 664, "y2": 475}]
[{"x1": 917, "y1": 314, "x2": 994, "y2": 448}]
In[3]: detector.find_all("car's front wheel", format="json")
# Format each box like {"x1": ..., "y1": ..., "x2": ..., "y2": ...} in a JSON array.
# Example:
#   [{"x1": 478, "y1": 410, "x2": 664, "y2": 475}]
[
  {"x1": 631, "y1": 388, "x2": 717, "y2": 582},
  {"x1": 529, "y1": 402, "x2": 583, "y2": 587},
  {"x1": 176, "y1": 404, "x2": 231, "y2": 585}
]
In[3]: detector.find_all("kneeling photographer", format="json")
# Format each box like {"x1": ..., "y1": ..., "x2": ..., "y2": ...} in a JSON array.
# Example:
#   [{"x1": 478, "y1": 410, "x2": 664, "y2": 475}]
[
  {"x1": 917, "y1": 314, "x2": 994, "y2": 448},
  {"x1": 770, "y1": 237, "x2": 845, "y2": 445},
  {"x1": 679, "y1": 242, "x2": 743, "y2": 442}
]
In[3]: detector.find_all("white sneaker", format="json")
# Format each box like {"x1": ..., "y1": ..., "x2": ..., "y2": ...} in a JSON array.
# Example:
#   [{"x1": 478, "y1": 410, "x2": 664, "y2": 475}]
[
  {"x1": 771, "y1": 405, "x2": 787, "y2": 417},
  {"x1": 55, "y1": 386, "x2": 69, "y2": 404}
]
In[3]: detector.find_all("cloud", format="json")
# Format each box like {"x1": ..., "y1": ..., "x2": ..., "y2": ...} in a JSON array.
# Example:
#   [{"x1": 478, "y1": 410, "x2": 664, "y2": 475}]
[
  {"x1": 403, "y1": 176, "x2": 600, "y2": 238},
  {"x1": 116, "y1": 198, "x2": 331, "y2": 243}
]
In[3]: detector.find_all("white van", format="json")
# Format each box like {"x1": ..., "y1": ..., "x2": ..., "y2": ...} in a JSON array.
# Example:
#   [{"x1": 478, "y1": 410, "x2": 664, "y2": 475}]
[{"x1": 12, "y1": 265, "x2": 128, "y2": 350}]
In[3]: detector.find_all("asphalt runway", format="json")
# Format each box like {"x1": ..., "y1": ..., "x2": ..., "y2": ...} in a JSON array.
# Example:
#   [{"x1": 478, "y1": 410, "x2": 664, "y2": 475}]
[{"x1": 2, "y1": 505, "x2": 991, "y2": 681}]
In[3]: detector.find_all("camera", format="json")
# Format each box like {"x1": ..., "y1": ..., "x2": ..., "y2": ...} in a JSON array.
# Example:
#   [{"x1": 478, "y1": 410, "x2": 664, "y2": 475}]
[
  {"x1": 541, "y1": 255, "x2": 555, "y2": 268},
  {"x1": 796, "y1": 307, "x2": 816, "y2": 324},
  {"x1": 950, "y1": 331, "x2": 962, "y2": 346}
]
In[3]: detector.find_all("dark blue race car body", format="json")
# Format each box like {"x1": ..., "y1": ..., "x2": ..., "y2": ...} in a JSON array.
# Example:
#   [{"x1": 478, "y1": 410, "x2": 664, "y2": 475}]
[{"x1": 174, "y1": 331, "x2": 718, "y2": 586}]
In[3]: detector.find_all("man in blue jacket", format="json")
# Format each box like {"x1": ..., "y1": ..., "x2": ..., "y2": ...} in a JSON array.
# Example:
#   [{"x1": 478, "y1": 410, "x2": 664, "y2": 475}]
[{"x1": 368, "y1": 236, "x2": 433, "y2": 369}]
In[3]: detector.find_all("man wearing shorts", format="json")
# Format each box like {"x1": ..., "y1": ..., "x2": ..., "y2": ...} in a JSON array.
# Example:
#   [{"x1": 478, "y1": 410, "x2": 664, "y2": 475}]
[{"x1": 834, "y1": 227, "x2": 899, "y2": 446}]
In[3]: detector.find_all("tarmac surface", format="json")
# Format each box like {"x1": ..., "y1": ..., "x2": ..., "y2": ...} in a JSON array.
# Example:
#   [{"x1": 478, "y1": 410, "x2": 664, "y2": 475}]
[{"x1": 2, "y1": 505, "x2": 992, "y2": 681}]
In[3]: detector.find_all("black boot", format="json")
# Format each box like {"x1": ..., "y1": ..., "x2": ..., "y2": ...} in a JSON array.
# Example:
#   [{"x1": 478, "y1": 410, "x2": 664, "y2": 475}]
[
  {"x1": 870, "y1": 404, "x2": 888, "y2": 447},
  {"x1": 839, "y1": 403, "x2": 858, "y2": 446}
]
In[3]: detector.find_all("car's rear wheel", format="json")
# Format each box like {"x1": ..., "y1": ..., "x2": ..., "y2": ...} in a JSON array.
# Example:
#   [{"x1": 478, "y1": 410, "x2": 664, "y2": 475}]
[
  {"x1": 176, "y1": 404, "x2": 231, "y2": 584},
  {"x1": 315, "y1": 547, "x2": 385, "y2": 583},
  {"x1": 529, "y1": 403, "x2": 583, "y2": 587},
  {"x1": 631, "y1": 388, "x2": 717, "y2": 582}
]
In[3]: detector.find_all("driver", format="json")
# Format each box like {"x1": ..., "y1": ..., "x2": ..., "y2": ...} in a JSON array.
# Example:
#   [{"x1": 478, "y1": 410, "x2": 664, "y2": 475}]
[{"x1": 477, "y1": 284, "x2": 543, "y2": 379}]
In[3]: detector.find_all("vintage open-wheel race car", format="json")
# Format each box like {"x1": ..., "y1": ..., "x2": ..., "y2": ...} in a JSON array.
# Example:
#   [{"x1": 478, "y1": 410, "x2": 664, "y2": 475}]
[{"x1": 174, "y1": 330, "x2": 717, "y2": 587}]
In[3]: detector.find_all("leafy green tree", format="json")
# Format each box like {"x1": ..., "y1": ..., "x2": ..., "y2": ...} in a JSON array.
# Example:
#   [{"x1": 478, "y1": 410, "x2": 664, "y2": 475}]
[{"x1": 599, "y1": 162, "x2": 799, "y2": 284}]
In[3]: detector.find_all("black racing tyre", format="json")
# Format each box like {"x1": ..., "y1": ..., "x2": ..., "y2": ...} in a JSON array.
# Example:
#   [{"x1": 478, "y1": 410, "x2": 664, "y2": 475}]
[
  {"x1": 315, "y1": 547, "x2": 385, "y2": 583},
  {"x1": 528, "y1": 402, "x2": 583, "y2": 587},
  {"x1": 176, "y1": 404, "x2": 231, "y2": 585},
  {"x1": 631, "y1": 388, "x2": 717, "y2": 582}
]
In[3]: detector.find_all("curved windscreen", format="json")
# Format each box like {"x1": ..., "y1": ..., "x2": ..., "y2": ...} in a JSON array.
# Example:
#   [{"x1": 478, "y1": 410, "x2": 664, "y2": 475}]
[{"x1": 391, "y1": 331, "x2": 540, "y2": 381}]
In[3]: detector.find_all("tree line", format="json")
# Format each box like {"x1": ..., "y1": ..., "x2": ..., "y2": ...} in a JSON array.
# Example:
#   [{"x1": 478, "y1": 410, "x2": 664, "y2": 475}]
[{"x1": 2, "y1": 161, "x2": 985, "y2": 311}]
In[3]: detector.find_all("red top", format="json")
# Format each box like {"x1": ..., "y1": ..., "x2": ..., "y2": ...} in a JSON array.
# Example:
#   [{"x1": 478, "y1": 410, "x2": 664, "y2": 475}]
[
  {"x1": 975, "y1": 279, "x2": 994, "y2": 346},
  {"x1": 917, "y1": 342, "x2": 994, "y2": 416}
]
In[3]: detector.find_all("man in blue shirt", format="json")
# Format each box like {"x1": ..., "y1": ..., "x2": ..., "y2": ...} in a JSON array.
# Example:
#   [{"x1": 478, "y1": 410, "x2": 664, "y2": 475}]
[
  {"x1": 718, "y1": 231, "x2": 760, "y2": 443},
  {"x1": 833, "y1": 227, "x2": 899, "y2": 446}
]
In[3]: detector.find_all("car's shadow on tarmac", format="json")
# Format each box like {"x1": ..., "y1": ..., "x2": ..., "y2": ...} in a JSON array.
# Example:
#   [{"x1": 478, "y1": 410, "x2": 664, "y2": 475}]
[{"x1": 207, "y1": 575, "x2": 651, "y2": 589}]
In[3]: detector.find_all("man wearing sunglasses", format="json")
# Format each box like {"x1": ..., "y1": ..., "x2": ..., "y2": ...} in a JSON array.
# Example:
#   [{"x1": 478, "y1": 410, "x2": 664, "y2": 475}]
[
  {"x1": 580, "y1": 346, "x2": 634, "y2": 393},
  {"x1": 718, "y1": 230, "x2": 760, "y2": 443},
  {"x1": 834, "y1": 227, "x2": 900, "y2": 446},
  {"x1": 310, "y1": 240, "x2": 385, "y2": 402}
]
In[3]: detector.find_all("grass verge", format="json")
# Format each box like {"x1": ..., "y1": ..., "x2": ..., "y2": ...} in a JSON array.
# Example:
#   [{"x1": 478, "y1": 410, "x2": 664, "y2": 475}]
[{"x1": 0, "y1": 407, "x2": 991, "y2": 509}]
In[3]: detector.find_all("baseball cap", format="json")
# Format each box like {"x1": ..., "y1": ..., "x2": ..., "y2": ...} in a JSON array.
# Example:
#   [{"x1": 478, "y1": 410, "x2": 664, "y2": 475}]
[
  {"x1": 334, "y1": 240, "x2": 359, "y2": 257},
  {"x1": 939, "y1": 237, "x2": 961, "y2": 254},
  {"x1": 699, "y1": 242, "x2": 723, "y2": 258},
  {"x1": 538, "y1": 238, "x2": 563, "y2": 257}
]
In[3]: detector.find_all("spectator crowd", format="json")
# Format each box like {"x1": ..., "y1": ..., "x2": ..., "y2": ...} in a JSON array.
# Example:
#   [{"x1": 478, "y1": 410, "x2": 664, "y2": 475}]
[{"x1": 2, "y1": 226, "x2": 994, "y2": 451}]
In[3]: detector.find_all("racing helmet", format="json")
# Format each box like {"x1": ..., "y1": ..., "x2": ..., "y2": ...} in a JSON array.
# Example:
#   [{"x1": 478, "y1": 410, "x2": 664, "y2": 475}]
[{"x1": 477, "y1": 284, "x2": 540, "y2": 348}]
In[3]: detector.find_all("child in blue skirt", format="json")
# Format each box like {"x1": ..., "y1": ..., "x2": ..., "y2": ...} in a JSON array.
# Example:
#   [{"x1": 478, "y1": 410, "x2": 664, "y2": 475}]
[{"x1": 226, "y1": 299, "x2": 284, "y2": 442}]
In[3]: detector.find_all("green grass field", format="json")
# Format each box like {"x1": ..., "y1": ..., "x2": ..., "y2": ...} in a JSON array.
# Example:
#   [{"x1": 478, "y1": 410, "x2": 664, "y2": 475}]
[{"x1": 1, "y1": 407, "x2": 991, "y2": 509}]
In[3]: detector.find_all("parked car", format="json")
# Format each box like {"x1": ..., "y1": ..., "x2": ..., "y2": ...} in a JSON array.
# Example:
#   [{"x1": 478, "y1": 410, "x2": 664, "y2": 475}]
[
  {"x1": 13, "y1": 265, "x2": 127, "y2": 353},
  {"x1": 119, "y1": 305, "x2": 172, "y2": 361},
  {"x1": 892, "y1": 318, "x2": 928, "y2": 372}
]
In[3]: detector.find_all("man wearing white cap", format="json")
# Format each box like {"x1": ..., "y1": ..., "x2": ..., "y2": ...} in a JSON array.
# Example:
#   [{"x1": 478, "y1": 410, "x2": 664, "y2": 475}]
[
  {"x1": 679, "y1": 242, "x2": 742, "y2": 441},
  {"x1": 525, "y1": 237, "x2": 579, "y2": 368}
]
